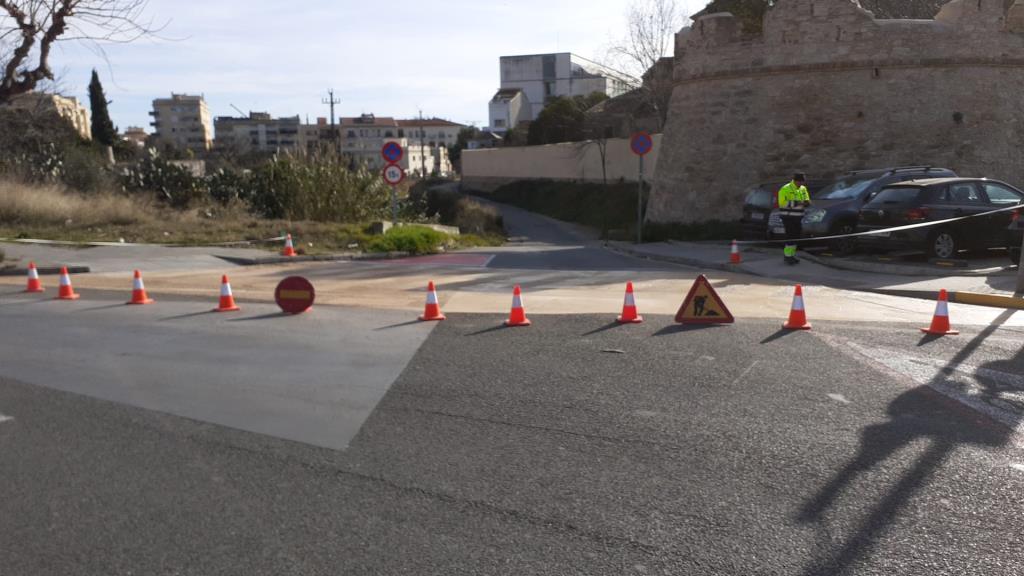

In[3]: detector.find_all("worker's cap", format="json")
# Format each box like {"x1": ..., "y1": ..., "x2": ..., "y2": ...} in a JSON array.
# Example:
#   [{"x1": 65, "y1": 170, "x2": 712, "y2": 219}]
[{"x1": 793, "y1": 172, "x2": 807, "y2": 183}]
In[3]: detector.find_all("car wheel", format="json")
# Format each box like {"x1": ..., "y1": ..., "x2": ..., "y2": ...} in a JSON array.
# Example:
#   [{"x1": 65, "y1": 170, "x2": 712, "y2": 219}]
[
  {"x1": 829, "y1": 223, "x2": 857, "y2": 255},
  {"x1": 929, "y1": 230, "x2": 959, "y2": 260}
]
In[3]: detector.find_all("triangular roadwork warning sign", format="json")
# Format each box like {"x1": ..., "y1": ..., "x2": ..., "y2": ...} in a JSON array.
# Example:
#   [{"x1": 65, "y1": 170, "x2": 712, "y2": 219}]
[{"x1": 675, "y1": 275, "x2": 735, "y2": 324}]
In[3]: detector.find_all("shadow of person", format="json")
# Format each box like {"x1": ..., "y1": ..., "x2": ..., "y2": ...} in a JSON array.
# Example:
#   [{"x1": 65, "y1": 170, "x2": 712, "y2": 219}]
[{"x1": 796, "y1": 310, "x2": 1019, "y2": 575}]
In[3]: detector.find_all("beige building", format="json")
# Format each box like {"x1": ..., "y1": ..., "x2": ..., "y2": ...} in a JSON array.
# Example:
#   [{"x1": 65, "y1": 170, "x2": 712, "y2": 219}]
[
  {"x1": 214, "y1": 112, "x2": 301, "y2": 153},
  {"x1": 299, "y1": 114, "x2": 454, "y2": 176},
  {"x1": 2, "y1": 92, "x2": 91, "y2": 140},
  {"x1": 121, "y1": 126, "x2": 148, "y2": 148},
  {"x1": 149, "y1": 94, "x2": 213, "y2": 153}
]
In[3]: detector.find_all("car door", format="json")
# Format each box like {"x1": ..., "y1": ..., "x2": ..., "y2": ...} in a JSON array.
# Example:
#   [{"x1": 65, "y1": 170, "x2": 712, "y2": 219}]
[
  {"x1": 944, "y1": 182, "x2": 989, "y2": 249},
  {"x1": 978, "y1": 182, "x2": 1024, "y2": 248}
]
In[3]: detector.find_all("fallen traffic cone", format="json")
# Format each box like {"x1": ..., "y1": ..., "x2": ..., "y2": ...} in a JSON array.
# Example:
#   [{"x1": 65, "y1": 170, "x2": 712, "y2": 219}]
[
  {"x1": 24, "y1": 262, "x2": 44, "y2": 293},
  {"x1": 505, "y1": 285, "x2": 531, "y2": 327},
  {"x1": 730, "y1": 240, "x2": 742, "y2": 264},
  {"x1": 920, "y1": 289, "x2": 959, "y2": 336},
  {"x1": 419, "y1": 281, "x2": 446, "y2": 321},
  {"x1": 214, "y1": 275, "x2": 241, "y2": 312},
  {"x1": 617, "y1": 281, "x2": 643, "y2": 324},
  {"x1": 127, "y1": 270, "x2": 155, "y2": 305},
  {"x1": 281, "y1": 234, "x2": 297, "y2": 257},
  {"x1": 783, "y1": 285, "x2": 811, "y2": 330},
  {"x1": 55, "y1": 266, "x2": 80, "y2": 300}
]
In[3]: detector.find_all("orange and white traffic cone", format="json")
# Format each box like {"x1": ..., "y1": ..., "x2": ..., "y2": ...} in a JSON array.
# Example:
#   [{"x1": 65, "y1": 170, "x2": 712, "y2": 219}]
[
  {"x1": 505, "y1": 285, "x2": 531, "y2": 327},
  {"x1": 730, "y1": 240, "x2": 742, "y2": 265},
  {"x1": 920, "y1": 289, "x2": 959, "y2": 336},
  {"x1": 617, "y1": 281, "x2": 643, "y2": 324},
  {"x1": 214, "y1": 275, "x2": 241, "y2": 312},
  {"x1": 24, "y1": 262, "x2": 44, "y2": 293},
  {"x1": 783, "y1": 284, "x2": 812, "y2": 330},
  {"x1": 127, "y1": 270, "x2": 155, "y2": 305},
  {"x1": 419, "y1": 281, "x2": 446, "y2": 321},
  {"x1": 281, "y1": 234, "x2": 297, "y2": 257},
  {"x1": 55, "y1": 266, "x2": 80, "y2": 300}
]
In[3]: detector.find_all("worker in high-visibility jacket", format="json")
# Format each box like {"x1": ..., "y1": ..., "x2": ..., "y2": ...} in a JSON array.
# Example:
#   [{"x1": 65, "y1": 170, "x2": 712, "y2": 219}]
[{"x1": 777, "y1": 173, "x2": 812, "y2": 265}]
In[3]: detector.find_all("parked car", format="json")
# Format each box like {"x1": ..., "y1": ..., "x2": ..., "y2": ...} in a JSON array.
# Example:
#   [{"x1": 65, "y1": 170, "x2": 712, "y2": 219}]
[
  {"x1": 856, "y1": 178, "x2": 1024, "y2": 259},
  {"x1": 1009, "y1": 212, "x2": 1023, "y2": 265},
  {"x1": 767, "y1": 166, "x2": 956, "y2": 253},
  {"x1": 742, "y1": 180, "x2": 825, "y2": 240}
]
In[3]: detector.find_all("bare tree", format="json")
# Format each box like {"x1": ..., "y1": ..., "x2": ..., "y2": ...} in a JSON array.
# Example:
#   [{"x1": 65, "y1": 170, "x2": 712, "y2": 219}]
[
  {"x1": 607, "y1": 0, "x2": 685, "y2": 130},
  {"x1": 0, "y1": 0, "x2": 156, "y2": 103}
]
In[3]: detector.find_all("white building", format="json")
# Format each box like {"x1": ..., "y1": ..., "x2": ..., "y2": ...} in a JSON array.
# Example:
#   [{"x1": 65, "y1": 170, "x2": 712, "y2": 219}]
[
  {"x1": 149, "y1": 93, "x2": 213, "y2": 153},
  {"x1": 214, "y1": 112, "x2": 301, "y2": 153},
  {"x1": 488, "y1": 53, "x2": 637, "y2": 133}
]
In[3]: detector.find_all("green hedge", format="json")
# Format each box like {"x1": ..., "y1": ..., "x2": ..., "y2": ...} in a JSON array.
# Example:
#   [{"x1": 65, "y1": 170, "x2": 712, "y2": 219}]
[{"x1": 366, "y1": 226, "x2": 449, "y2": 255}]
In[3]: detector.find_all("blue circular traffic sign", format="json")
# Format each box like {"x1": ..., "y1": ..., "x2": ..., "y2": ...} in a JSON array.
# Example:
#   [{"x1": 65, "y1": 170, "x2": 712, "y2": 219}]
[
  {"x1": 381, "y1": 142, "x2": 404, "y2": 164},
  {"x1": 630, "y1": 132, "x2": 653, "y2": 156}
]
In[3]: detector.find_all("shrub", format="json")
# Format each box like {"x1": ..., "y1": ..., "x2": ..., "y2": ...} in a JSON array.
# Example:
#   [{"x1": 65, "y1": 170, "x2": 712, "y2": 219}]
[
  {"x1": 247, "y1": 154, "x2": 390, "y2": 222},
  {"x1": 122, "y1": 148, "x2": 204, "y2": 208},
  {"x1": 366, "y1": 226, "x2": 449, "y2": 255}
]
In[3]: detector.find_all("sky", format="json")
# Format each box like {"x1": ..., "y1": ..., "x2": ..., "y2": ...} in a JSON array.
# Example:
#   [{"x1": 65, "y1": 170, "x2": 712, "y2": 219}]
[{"x1": 47, "y1": 0, "x2": 707, "y2": 132}]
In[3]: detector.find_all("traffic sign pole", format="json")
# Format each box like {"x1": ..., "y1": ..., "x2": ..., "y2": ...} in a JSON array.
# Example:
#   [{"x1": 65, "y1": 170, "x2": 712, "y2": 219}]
[
  {"x1": 391, "y1": 187, "x2": 398, "y2": 227},
  {"x1": 637, "y1": 155, "x2": 644, "y2": 245}
]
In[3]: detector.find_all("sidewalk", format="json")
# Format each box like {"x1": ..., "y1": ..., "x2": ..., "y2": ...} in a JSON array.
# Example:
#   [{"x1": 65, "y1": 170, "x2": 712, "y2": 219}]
[{"x1": 610, "y1": 240, "x2": 1023, "y2": 306}]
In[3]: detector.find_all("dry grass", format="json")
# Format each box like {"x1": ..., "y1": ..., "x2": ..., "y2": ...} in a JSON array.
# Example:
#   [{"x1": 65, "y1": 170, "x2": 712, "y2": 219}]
[{"x1": 0, "y1": 179, "x2": 153, "y2": 227}]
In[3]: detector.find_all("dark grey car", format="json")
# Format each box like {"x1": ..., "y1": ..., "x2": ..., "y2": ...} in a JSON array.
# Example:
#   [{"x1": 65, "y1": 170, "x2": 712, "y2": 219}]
[{"x1": 774, "y1": 166, "x2": 956, "y2": 253}]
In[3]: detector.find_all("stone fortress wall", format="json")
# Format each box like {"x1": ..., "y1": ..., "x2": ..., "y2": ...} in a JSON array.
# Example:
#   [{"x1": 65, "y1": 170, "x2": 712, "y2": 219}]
[{"x1": 648, "y1": 0, "x2": 1024, "y2": 223}]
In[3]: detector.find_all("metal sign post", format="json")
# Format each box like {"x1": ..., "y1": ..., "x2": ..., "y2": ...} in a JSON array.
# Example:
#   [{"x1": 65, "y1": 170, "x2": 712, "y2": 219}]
[
  {"x1": 630, "y1": 132, "x2": 653, "y2": 245},
  {"x1": 382, "y1": 163, "x2": 406, "y2": 227}
]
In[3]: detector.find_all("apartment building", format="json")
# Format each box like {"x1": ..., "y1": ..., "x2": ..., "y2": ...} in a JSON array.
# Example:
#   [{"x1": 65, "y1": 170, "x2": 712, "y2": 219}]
[
  {"x1": 149, "y1": 94, "x2": 213, "y2": 153},
  {"x1": 488, "y1": 53, "x2": 637, "y2": 132},
  {"x1": 2, "y1": 92, "x2": 91, "y2": 140},
  {"x1": 121, "y1": 126, "x2": 148, "y2": 147},
  {"x1": 214, "y1": 112, "x2": 301, "y2": 153}
]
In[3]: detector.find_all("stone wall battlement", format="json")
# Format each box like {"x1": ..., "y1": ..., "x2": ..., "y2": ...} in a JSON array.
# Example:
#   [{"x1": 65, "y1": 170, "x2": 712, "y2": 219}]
[{"x1": 648, "y1": 0, "x2": 1024, "y2": 224}]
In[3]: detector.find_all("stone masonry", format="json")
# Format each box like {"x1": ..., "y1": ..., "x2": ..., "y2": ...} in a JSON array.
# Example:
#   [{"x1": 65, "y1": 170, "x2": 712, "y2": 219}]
[{"x1": 648, "y1": 0, "x2": 1024, "y2": 223}]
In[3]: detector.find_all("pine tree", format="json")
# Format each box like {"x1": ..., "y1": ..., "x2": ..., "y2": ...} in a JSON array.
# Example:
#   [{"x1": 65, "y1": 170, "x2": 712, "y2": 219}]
[{"x1": 88, "y1": 69, "x2": 117, "y2": 147}]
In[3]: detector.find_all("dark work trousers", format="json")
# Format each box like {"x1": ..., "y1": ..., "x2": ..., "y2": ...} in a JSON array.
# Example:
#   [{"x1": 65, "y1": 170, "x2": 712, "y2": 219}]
[{"x1": 782, "y1": 215, "x2": 803, "y2": 259}]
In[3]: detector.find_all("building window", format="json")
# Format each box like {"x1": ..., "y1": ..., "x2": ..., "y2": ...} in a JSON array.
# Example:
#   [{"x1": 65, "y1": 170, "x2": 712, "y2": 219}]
[
  {"x1": 494, "y1": 119, "x2": 506, "y2": 128},
  {"x1": 545, "y1": 82, "x2": 555, "y2": 97},
  {"x1": 398, "y1": 129, "x2": 405, "y2": 138},
  {"x1": 348, "y1": 130, "x2": 356, "y2": 138},
  {"x1": 385, "y1": 131, "x2": 393, "y2": 137}
]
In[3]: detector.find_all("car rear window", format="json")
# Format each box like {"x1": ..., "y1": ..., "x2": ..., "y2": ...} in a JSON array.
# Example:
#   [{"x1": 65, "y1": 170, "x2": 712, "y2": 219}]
[
  {"x1": 816, "y1": 176, "x2": 877, "y2": 200},
  {"x1": 865, "y1": 186, "x2": 922, "y2": 207},
  {"x1": 745, "y1": 188, "x2": 774, "y2": 209}
]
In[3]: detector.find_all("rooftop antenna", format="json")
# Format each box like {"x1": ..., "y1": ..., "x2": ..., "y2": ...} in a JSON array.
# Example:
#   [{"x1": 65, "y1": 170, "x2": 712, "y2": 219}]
[{"x1": 230, "y1": 104, "x2": 246, "y2": 117}]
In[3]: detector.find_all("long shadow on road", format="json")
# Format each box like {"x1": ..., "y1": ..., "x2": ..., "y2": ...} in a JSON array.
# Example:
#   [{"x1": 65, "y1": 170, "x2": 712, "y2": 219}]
[{"x1": 796, "y1": 310, "x2": 1019, "y2": 575}]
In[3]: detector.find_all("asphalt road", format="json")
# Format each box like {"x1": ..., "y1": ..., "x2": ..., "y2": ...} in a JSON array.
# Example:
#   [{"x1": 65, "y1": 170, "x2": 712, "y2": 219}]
[
  {"x1": 2, "y1": 313, "x2": 1022, "y2": 575},
  {"x1": 0, "y1": 291, "x2": 435, "y2": 450}
]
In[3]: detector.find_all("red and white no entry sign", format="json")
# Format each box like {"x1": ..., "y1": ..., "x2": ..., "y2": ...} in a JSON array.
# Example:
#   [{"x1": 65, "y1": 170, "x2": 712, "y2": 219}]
[{"x1": 383, "y1": 164, "x2": 405, "y2": 185}]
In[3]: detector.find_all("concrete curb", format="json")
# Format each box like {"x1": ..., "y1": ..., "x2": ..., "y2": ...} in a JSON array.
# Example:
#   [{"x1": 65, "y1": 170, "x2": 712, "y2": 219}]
[
  {"x1": 794, "y1": 250, "x2": 1012, "y2": 278},
  {"x1": 214, "y1": 251, "x2": 412, "y2": 266},
  {"x1": 605, "y1": 242, "x2": 755, "y2": 276},
  {"x1": 0, "y1": 265, "x2": 90, "y2": 277}
]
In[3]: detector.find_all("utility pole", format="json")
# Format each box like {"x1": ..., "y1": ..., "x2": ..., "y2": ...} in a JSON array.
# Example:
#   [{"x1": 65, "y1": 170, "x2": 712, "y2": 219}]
[
  {"x1": 419, "y1": 109, "x2": 427, "y2": 179},
  {"x1": 322, "y1": 89, "x2": 341, "y2": 152}
]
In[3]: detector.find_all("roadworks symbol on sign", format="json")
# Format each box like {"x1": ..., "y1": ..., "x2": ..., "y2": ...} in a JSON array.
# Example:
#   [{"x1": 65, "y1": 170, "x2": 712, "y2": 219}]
[{"x1": 675, "y1": 274, "x2": 735, "y2": 324}]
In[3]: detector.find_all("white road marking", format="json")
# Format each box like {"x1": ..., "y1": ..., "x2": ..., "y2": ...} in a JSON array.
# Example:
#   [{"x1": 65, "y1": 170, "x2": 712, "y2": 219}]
[
  {"x1": 0, "y1": 414, "x2": 12, "y2": 424},
  {"x1": 1011, "y1": 463, "x2": 1024, "y2": 473},
  {"x1": 827, "y1": 393, "x2": 852, "y2": 405},
  {"x1": 732, "y1": 361, "x2": 759, "y2": 385}
]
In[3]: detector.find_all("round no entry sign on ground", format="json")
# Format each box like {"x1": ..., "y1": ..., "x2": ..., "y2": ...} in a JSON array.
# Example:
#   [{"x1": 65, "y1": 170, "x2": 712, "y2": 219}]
[
  {"x1": 275, "y1": 276, "x2": 315, "y2": 314},
  {"x1": 630, "y1": 131, "x2": 653, "y2": 156}
]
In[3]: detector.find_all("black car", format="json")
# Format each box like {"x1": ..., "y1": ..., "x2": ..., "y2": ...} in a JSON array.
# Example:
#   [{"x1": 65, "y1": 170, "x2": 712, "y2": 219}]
[
  {"x1": 1009, "y1": 212, "x2": 1023, "y2": 265},
  {"x1": 741, "y1": 180, "x2": 825, "y2": 240},
  {"x1": 857, "y1": 178, "x2": 1024, "y2": 259},
  {"x1": 798, "y1": 166, "x2": 955, "y2": 253}
]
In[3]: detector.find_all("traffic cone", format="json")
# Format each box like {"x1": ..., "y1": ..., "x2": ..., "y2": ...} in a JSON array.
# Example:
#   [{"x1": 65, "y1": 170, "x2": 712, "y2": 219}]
[
  {"x1": 126, "y1": 270, "x2": 155, "y2": 305},
  {"x1": 419, "y1": 281, "x2": 446, "y2": 321},
  {"x1": 281, "y1": 234, "x2": 297, "y2": 257},
  {"x1": 505, "y1": 285, "x2": 531, "y2": 327},
  {"x1": 617, "y1": 281, "x2": 643, "y2": 324},
  {"x1": 920, "y1": 289, "x2": 959, "y2": 336},
  {"x1": 783, "y1": 284, "x2": 812, "y2": 330},
  {"x1": 24, "y1": 262, "x2": 44, "y2": 293},
  {"x1": 214, "y1": 275, "x2": 241, "y2": 312},
  {"x1": 55, "y1": 266, "x2": 80, "y2": 300},
  {"x1": 730, "y1": 240, "x2": 742, "y2": 264}
]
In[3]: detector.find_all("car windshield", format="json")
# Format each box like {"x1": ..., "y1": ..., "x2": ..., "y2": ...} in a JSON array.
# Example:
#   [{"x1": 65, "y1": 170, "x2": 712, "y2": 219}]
[{"x1": 815, "y1": 176, "x2": 877, "y2": 200}]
